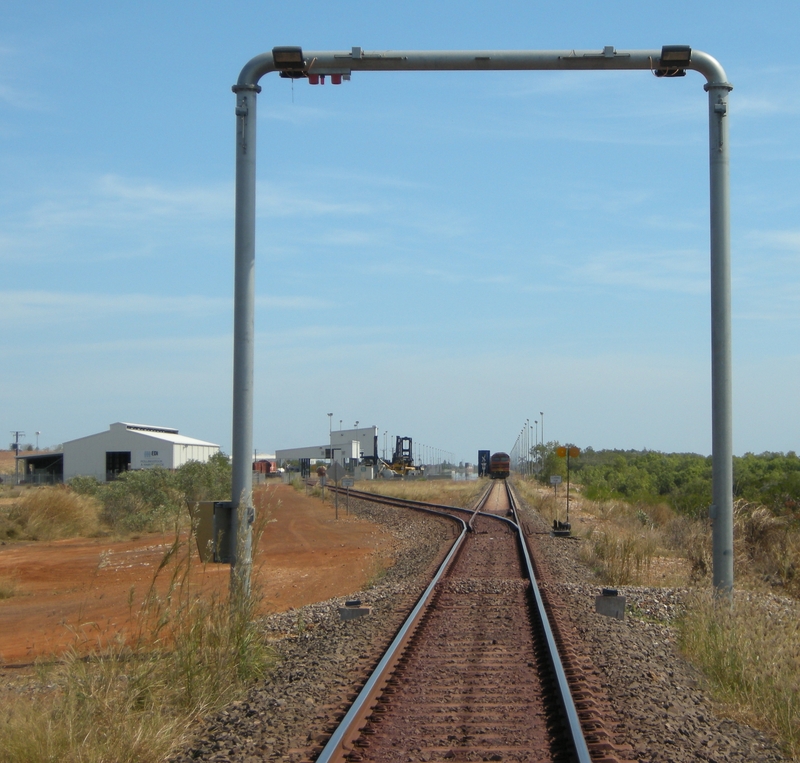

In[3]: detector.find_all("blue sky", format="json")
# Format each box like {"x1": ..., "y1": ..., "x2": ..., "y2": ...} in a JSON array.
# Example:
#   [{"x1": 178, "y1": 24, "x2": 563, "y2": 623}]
[{"x1": 2, "y1": 1, "x2": 799, "y2": 463}]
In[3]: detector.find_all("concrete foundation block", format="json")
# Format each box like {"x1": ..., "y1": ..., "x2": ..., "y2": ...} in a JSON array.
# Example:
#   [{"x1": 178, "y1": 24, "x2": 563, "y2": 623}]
[
  {"x1": 595, "y1": 594, "x2": 626, "y2": 620},
  {"x1": 338, "y1": 606, "x2": 371, "y2": 621}
]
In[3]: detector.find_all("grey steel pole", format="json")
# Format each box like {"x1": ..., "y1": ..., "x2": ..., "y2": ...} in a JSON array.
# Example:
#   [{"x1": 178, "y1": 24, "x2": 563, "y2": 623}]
[
  {"x1": 694, "y1": 52, "x2": 734, "y2": 593},
  {"x1": 540, "y1": 412, "x2": 544, "y2": 450},
  {"x1": 230, "y1": 81, "x2": 261, "y2": 599}
]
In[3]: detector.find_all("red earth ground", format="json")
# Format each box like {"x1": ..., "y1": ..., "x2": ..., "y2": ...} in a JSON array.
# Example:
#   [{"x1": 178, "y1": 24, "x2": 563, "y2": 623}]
[{"x1": 0, "y1": 483, "x2": 394, "y2": 665}]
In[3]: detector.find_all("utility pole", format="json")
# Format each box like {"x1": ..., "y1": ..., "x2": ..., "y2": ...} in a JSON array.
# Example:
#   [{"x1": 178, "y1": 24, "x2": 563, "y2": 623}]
[{"x1": 10, "y1": 431, "x2": 25, "y2": 484}]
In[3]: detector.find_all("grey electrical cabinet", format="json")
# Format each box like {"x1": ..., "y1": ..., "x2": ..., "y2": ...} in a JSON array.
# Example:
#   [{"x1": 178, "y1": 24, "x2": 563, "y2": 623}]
[{"x1": 190, "y1": 501, "x2": 233, "y2": 563}]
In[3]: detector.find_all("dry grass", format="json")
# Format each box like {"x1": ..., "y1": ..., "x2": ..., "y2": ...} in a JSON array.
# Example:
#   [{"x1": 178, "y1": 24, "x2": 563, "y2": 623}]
[
  {"x1": 679, "y1": 591, "x2": 800, "y2": 759},
  {"x1": 352, "y1": 477, "x2": 485, "y2": 508},
  {"x1": 578, "y1": 526, "x2": 658, "y2": 586},
  {"x1": 516, "y1": 478, "x2": 668, "y2": 586},
  {"x1": 4, "y1": 486, "x2": 101, "y2": 541},
  {"x1": 0, "y1": 575, "x2": 18, "y2": 599},
  {"x1": 513, "y1": 480, "x2": 560, "y2": 524},
  {"x1": 733, "y1": 500, "x2": 800, "y2": 595},
  {"x1": 0, "y1": 514, "x2": 274, "y2": 763}
]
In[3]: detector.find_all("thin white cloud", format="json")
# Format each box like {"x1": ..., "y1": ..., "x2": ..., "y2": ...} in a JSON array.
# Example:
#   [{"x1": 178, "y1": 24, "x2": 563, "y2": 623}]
[
  {"x1": 294, "y1": 166, "x2": 428, "y2": 191},
  {"x1": 315, "y1": 228, "x2": 378, "y2": 246},
  {"x1": 575, "y1": 248, "x2": 709, "y2": 294},
  {"x1": 54, "y1": 333, "x2": 232, "y2": 356},
  {"x1": 733, "y1": 94, "x2": 798, "y2": 117},
  {"x1": 1, "y1": 291, "x2": 227, "y2": 321},
  {"x1": 0, "y1": 45, "x2": 44, "y2": 111},
  {"x1": 0, "y1": 82, "x2": 40, "y2": 110},
  {"x1": 256, "y1": 181, "x2": 376, "y2": 218},
  {"x1": 0, "y1": 290, "x2": 332, "y2": 327},
  {"x1": 257, "y1": 295, "x2": 333, "y2": 310},
  {"x1": 746, "y1": 229, "x2": 800, "y2": 251},
  {"x1": 26, "y1": 174, "x2": 232, "y2": 230},
  {"x1": 0, "y1": 172, "x2": 392, "y2": 265}
]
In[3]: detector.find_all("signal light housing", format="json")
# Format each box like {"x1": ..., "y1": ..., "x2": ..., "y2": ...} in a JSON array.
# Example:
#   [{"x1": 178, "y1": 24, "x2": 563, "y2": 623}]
[
  {"x1": 272, "y1": 46, "x2": 306, "y2": 79},
  {"x1": 655, "y1": 45, "x2": 691, "y2": 77}
]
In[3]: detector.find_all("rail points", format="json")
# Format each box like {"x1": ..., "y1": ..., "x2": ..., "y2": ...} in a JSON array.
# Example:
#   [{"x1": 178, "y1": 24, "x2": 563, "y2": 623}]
[{"x1": 314, "y1": 480, "x2": 627, "y2": 763}]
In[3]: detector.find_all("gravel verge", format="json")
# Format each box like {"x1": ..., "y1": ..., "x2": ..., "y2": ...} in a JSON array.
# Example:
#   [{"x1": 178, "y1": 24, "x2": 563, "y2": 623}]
[
  {"x1": 173, "y1": 490, "x2": 790, "y2": 763},
  {"x1": 515, "y1": 495, "x2": 789, "y2": 763}
]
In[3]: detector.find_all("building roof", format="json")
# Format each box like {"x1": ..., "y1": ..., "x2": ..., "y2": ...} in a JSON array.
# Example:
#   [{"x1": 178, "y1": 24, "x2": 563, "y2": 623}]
[
  {"x1": 114, "y1": 422, "x2": 219, "y2": 448},
  {"x1": 118, "y1": 422, "x2": 179, "y2": 434},
  {"x1": 64, "y1": 423, "x2": 219, "y2": 449}
]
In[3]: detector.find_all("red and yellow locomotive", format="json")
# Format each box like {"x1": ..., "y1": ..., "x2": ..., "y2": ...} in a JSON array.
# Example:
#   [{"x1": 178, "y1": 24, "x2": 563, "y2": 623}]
[{"x1": 489, "y1": 452, "x2": 510, "y2": 479}]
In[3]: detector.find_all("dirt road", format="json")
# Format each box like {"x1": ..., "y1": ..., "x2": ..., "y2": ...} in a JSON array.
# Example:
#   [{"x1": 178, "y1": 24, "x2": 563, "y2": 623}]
[{"x1": 0, "y1": 483, "x2": 393, "y2": 664}]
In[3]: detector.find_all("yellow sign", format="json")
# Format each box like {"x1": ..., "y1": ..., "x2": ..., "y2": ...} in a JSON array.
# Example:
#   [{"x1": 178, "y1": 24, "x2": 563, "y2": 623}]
[
  {"x1": 556, "y1": 446, "x2": 566, "y2": 457},
  {"x1": 556, "y1": 446, "x2": 580, "y2": 458}
]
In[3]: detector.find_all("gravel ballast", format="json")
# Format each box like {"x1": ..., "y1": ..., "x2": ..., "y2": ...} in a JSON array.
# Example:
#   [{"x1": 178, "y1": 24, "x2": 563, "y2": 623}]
[{"x1": 172, "y1": 490, "x2": 790, "y2": 763}]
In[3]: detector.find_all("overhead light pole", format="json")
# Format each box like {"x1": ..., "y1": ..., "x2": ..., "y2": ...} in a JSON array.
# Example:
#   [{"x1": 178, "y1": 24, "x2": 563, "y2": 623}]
[
  {"x1": 540, "y1": 412, "x2": 544, "y2": 451},
  {"x1": 526, "y1": 419, "x2": 530, "y2": 476}
]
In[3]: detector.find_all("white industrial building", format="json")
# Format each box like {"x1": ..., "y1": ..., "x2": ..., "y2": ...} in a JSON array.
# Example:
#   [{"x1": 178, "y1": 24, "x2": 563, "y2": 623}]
[
  {"x1": 62, "y1": 422, "x2": 220, "y2": 482},
  {"x1": 276, "y1": 426, "x2": 378, "y2": 465},
  {"x1": 275, "y1": 426, "x2": 380, "y2": 478}
]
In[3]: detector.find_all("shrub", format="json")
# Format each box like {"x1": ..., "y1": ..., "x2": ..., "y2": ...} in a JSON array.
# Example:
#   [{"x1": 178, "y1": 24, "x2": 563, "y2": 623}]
[
  {"x1": 94, "y1": 456, "x2": 232, "y2": 535},
  {"x1": 733, "y1": 500, "x2": 799, "y2": 593},
  {"x1": 173, "y1": 453, "x2": 231, "y2": 506},
  {"x1": 0, "y1": 576, "x2": 18, "y2": 599},
  {"x1": 96, "y1": 467, "x2": 182, "y2": 534},
  {"x1": 67, "y1": 475, "x2": 101, "y2": 496}
]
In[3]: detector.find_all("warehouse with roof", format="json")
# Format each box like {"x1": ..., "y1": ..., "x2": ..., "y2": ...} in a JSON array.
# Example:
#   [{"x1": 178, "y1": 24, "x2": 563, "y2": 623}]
[{"x1": 60, "y1": 422, "x2": 220, "y2": 482}]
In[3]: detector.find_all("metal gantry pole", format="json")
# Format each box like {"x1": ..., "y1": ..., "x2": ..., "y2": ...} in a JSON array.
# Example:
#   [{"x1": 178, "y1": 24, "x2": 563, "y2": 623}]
[
  {"x1": 695, "y1": 51, "x2": 735, "y2": 593},
  {"x1": 233, "y1": 45, "x2": 734, "y2": 593},
  {"x1": 229, "y1": 81, "x2": 260, "y2": 600}
]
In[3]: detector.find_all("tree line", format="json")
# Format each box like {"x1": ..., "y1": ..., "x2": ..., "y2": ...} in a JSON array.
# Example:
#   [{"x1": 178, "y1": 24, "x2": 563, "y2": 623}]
[{"x1": 531, "y1": 444, "x2": 800, "y2": 518}]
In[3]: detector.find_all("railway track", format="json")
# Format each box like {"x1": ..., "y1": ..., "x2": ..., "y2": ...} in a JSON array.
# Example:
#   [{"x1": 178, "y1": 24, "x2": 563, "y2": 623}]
[{"x1": 315, "y1": 481, "x2": 621, "y2": 763}]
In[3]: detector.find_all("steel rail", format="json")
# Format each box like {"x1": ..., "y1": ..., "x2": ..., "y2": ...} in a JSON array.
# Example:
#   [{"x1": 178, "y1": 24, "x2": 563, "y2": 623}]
[
  {"x1": 327, "y1": 483, "x2": 490, "y2": 520},
  {"x1": 315, "y1": 503, "x2": 468, "y2": 763},
  {"x1": 505, "y1": 480, "x2": 593, "y2": 763},
  {"x1": 318, "y1": 482, "x2": 592, "y2": 762}
]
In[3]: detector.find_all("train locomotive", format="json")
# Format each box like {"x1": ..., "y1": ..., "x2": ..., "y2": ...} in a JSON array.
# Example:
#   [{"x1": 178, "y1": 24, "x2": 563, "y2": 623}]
[{"x1": 488, "y1": 452, "x2": 510, "y2": 479}]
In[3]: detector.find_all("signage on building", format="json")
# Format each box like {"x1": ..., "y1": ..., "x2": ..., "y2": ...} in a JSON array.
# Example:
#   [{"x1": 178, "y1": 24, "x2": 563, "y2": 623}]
[{"x1": 140, "y1": 450, "x2": 166, "y2": 468}]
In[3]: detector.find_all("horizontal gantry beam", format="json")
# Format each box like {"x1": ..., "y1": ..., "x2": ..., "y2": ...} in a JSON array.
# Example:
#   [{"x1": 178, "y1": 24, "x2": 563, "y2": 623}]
[{"x1": 236, "y1": 46, "x2": 728, "y2": 88}]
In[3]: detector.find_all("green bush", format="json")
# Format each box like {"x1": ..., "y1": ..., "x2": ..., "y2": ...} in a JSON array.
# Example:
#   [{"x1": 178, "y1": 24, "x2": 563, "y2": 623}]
[
  {"x1": 67, "y1": 475, "x2": 101, "y2": 496},
  {"x1": 93, "y1": 455, "x2": 232, "y2": 534},
  {"x1": 572, "y1": 448, "x2": 800, "y2": 520},
  {"x1": 98, "y1": 467, "x2": 182, "y2": 533},
  {"x1": 173, "y1": 452, "x2": 231, "y2": 505}
]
